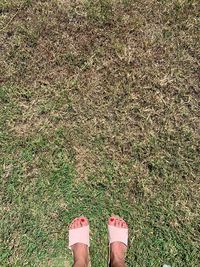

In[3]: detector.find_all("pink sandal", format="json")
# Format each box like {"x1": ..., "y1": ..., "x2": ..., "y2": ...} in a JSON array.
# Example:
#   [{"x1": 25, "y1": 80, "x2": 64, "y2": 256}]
[
  {"x1": 108, "y1": 216, "x2": 128, "y2": 266},
  {"x1": 68, "y1": 217, "x2": 91, "y2": 266},
  {"x1": 108, "y1": 216, "x2": 128, "y2": 246},
  {"x1": 108, "y1": 224, "x2": 128, "y2": 246},
  {"x1": 68, "y1": 219, "x2": 90, "y2": 249}
]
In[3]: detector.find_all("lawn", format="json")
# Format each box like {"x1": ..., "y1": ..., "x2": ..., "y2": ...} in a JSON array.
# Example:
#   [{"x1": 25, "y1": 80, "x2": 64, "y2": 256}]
[{"x1": 0, "y1": 0, "x2": 200, "y2": 266}]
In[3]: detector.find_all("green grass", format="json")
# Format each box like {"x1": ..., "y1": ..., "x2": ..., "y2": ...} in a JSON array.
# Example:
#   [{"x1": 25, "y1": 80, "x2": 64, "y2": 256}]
[{"x1": 0, "y1": 0, "x2": 200, "y2": 266}]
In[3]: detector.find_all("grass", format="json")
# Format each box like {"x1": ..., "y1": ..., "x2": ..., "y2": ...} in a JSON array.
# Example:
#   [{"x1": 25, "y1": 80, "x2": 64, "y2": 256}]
[{"x1": 0, "y1": 0, "x2": 200, "y2": 266}]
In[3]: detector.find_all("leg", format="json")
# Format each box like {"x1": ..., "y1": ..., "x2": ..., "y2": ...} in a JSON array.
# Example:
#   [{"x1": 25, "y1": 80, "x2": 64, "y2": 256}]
[
  {"x1": 110, "y1": 242, "x2": 126, "y2": 267},
  {"x1": 69, "y1": 217, "x2": 89, "y2": 267},
  {"x1": 72, "y1": 243, "x2": 88, "y2": 267},
  {"x1": 110, "y1": 261, "x2": 125, "y2": 267},
  {"x1": 109, "y1": 217, "x2": 128, "y2": 267}
]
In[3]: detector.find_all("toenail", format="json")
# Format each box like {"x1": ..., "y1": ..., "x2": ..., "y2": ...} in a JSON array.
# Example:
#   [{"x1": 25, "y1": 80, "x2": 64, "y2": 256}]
[
  {"x1": 110, "y1": 218, "x2": 114, "y2": 222},
  {"x1": 81, "y1": 218, "x2": 85, "y2": 222}
]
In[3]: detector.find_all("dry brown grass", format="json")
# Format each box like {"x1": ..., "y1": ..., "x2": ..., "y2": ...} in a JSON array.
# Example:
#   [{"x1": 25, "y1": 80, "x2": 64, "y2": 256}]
[{"x1": 1, "y1": 0, "x2": 200, "y2": 212}]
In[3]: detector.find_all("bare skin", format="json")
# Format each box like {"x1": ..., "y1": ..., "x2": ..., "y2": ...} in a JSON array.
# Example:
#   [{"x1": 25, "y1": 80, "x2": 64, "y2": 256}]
[
  {"x1": 69, "y1": 216, "x2": 128, "y2": 267},
  {"x1": 69, "y1": 217, "x2": 89, "y2": 267},
  {"x1": 109, "y1": 216, "x2": 128, "y2": 267}
]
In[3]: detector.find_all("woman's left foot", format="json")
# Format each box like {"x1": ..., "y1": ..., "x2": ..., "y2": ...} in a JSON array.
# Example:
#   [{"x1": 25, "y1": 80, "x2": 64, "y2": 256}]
[{"x1": 69, "y1": 217, "x2": 89, "y2": 266}]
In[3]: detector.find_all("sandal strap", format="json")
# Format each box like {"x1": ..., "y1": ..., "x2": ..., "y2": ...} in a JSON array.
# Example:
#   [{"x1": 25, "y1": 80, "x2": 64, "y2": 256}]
[
  {"x1": 69, "y1": 225, "x2": 90, "y2": 249},
  {"x1": 108, "y1": 225, "x2": 128, "y2": 246}
]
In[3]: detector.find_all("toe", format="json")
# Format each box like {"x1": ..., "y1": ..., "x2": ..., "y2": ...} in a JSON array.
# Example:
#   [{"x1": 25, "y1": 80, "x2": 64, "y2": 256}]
[
  {"x1": 119, "y1": 220, "x2": 124, "y2": 228},
  {"x1": 116, "y1": 219, "x2": 121, "y2": 228},
  {"x1": 75, "y1": 218, "x2": 82, "y2": 228},
  {"x1": 120, "y1": 219, "x2": 128, "y2": 229},
  {"x1": 109, "y1": 216, "x2": 116, "y2": 226},
  {"x1": 69, "y1": 217, "x2": 90, "y2": 230},
  {"x1": 109, "y1": 216, "x2": 128, "y2": 229},
  {"x1": 122, "y1": 222, "x2": 126, "y2": 228},
  {"x1": 118, "y1": 217, "x2": 128, "y2": 229},
  {"x1": 73, "y1": 219, "x2": 79, "y2": 229},
  {"x1": 69, "y1": 218, "x2": 78, "y2": 229},
  {"x1": 80, "y1": 217, "x2": 89, "y2": 227}
]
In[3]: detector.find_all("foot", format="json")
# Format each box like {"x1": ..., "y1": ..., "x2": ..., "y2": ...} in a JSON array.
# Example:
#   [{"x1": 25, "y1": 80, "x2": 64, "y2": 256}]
[
  {"x1": 109, "y1": 216, "x2": 128, "y2": 266},
  {"x1": 69, "y1": 217, "x2": 89, "y2": 267}
]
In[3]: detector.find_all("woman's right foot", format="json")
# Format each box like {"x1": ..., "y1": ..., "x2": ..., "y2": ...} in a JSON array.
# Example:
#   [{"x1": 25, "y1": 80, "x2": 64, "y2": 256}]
[{"x1": 108, "y1": 216, "x2": 128, "y2": 267}]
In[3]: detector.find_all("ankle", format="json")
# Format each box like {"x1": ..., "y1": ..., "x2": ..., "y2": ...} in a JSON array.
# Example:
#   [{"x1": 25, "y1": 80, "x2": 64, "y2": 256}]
[
  {"x1": 110, "y1": 258, "x2": 125, "y2": 267},
  {"x1": 73, "y1": 253, "x2": 88, "y2": 265},
  {"x1": 72, "y1": 243, "x2": 88, "y2": 265},
  {"x1": 111, "y1": 254, "x2": 125, "y2": 264},
  {"x1": 110, "y1": 249, "x2": 125, "y2": 263},
  {"x1": 73, "y1": 258, "x2": 88, "y2": 267},
  {"x1": 110, "y1": 250, "x2": 126, "y2": 267}
]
